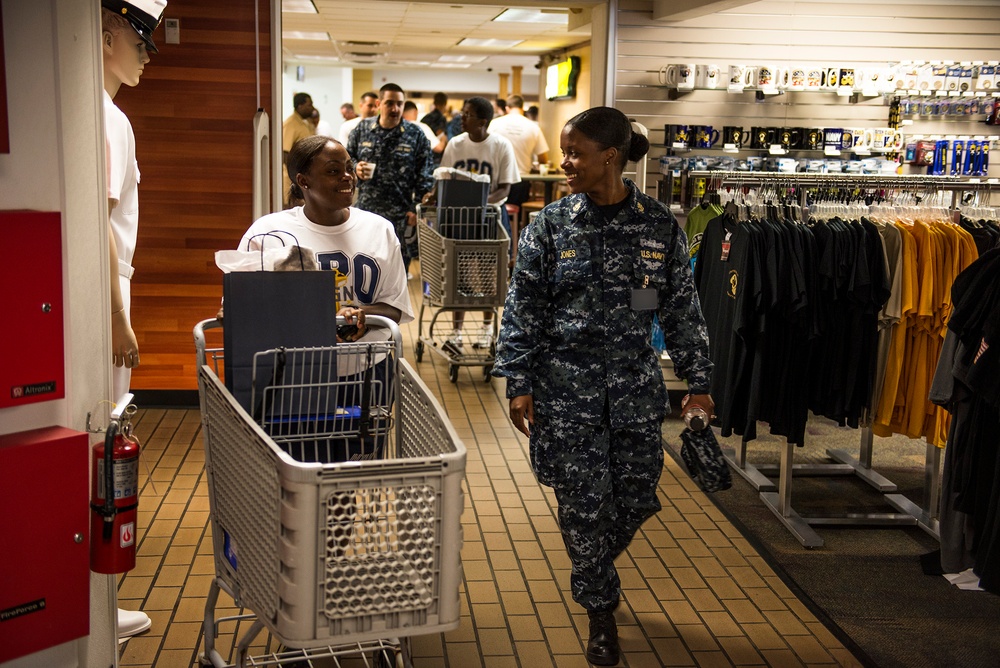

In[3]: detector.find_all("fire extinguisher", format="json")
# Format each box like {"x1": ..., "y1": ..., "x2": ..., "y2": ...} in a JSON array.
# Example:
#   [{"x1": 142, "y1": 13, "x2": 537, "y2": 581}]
[{"x1": 90, "y1": 415, "x2": 140, "y2": 574}]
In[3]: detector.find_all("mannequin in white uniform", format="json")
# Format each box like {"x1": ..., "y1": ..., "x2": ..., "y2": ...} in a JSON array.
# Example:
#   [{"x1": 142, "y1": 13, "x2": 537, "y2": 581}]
[{"x1": 101, "y1": 0, "x2": 167, "y2": 641}]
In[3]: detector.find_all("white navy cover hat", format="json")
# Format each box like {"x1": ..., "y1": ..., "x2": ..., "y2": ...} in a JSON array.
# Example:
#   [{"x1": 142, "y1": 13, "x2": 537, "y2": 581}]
[{"x1": 102, "y1": 0, "x2": 168, "y2": 54}]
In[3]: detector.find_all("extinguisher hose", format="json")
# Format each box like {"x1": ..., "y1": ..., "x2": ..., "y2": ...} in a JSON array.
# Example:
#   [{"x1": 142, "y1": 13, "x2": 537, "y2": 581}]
[{"x1": 102, "y1": 421, "x2": 118, "y2": 540}]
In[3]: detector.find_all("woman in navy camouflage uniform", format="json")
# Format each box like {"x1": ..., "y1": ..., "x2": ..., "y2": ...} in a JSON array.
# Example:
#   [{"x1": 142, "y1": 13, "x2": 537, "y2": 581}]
[{"x1": 494, "y1": 107, "x2": 715, "y2": 666}]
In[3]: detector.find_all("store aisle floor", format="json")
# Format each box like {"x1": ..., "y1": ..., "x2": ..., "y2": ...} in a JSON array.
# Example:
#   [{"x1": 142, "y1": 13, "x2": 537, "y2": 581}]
[{"x1": 117, "y1": 269, "x2": 862, "y2": 668}]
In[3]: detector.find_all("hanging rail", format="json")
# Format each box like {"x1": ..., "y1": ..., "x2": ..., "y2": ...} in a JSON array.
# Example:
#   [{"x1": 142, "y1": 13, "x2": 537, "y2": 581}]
[{"x1": 689, "y1": 170, "x2": 983, "y2": 546}]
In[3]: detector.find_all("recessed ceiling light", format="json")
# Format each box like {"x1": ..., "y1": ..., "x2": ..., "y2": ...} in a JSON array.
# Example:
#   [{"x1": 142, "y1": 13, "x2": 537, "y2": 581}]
[
  {"x1": 294, "y1": 55, "x2": 340, "y2": 62},
  {"x1": 438, "y1": 54, "x2": 488, "y2": 63},
  {"x1": 430, "y1": 63, "x2": 472, "y2": 69},
  {"x1": 282, "y1": 31, "x2": 330, "y2": 41},
  {"x1": 493, "y1": 8, "x2": 568, "y2": 24},
  {"x1": 282, "y1": 0, "x2": 317, "y2": 13},
  {"x1": 457, "y1": 38, "x2": 523, "y2": 48}
]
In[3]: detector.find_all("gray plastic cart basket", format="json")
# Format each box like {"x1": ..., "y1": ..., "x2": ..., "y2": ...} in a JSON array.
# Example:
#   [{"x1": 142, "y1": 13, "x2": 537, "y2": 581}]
[
  {"x1": 414, "y1": 204, "x2": 510, "y2": 383},
  {"x1": 193, "y1": 317, "x2": 465, "y2": 668}
]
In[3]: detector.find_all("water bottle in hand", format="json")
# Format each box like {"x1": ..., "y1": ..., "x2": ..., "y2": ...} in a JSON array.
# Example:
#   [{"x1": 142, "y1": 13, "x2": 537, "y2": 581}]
[{"x1": 684, "y1": 406, "x2": 709, "y2": 431}]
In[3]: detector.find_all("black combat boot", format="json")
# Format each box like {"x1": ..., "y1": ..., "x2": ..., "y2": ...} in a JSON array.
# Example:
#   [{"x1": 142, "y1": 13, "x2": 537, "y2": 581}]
[{"x1": 586, "y1": 609, "x2": 619, "y2": 666}]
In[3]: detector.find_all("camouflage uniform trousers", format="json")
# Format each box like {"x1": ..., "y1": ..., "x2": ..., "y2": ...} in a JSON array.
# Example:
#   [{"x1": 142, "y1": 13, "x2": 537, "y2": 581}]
[{"x1": 531, "y1": 409, "x2": 663, "y2": 612}]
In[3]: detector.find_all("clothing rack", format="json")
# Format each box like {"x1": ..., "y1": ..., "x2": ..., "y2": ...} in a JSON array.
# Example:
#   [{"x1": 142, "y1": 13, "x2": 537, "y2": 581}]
[{"x1": 690, "y1": 170, "x2": 984, "y2": 547}]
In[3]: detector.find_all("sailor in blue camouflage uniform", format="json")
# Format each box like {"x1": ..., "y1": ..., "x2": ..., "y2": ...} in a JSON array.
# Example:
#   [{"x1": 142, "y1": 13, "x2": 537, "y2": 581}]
[
  {"x1": 346, "y1": 82, "x2": 434, "y2": 271},
  {"x1": 493, "y1": 107, "x2": 715, "y2": 667}
]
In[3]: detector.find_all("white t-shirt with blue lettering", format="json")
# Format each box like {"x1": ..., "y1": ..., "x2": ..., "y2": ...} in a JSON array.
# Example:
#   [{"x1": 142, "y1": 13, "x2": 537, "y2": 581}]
[
  {"x1": 441, "y1": 133, "x2": 520, "y2": 203},
  {"x1": 238, "y1": 206, "x2": 414, "y2": 325}
]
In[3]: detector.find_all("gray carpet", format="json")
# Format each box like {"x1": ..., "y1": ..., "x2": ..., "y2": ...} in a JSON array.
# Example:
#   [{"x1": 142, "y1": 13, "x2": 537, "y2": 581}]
[{"x1": 662, "y1": 414, "x2": 1000, "y2": 668}]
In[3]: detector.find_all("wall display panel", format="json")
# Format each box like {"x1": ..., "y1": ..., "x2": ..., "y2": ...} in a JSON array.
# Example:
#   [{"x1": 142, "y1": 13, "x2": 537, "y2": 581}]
[{"x1": 614, "y1": 0, "x2": 1000, "y2": 197}]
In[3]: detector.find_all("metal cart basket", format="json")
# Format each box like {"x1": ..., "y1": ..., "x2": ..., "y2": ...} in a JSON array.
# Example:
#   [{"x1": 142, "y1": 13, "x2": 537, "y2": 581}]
[
  {"x1": 194, "y1": 317, "x2": 465, "y2": 668},
  {"x1": 414, "y1": 204, "x2": 510, "y2": 382}
]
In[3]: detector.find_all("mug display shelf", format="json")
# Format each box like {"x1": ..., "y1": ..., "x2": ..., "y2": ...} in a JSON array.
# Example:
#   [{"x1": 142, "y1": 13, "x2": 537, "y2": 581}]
[
  {"x1": 657, "y1": 143, "x2": 896, "y2": 157},
  {"x1": 659, "y1": 85, "x2": 884, "y2": 104}
]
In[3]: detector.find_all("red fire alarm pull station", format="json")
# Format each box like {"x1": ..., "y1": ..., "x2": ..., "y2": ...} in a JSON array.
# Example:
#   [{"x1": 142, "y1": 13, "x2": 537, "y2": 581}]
[
  {"x1": 0, "y1": 427, "x2": 90, "y2": 662},
  {"x1": 0, "y1": 211, "x2": 65, "y2": 408}
]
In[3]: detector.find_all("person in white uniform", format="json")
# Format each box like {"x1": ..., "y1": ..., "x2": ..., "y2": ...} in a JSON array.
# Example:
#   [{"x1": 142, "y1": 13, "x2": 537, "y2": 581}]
[
  {"x1": 240, "y1": 135, "x2": 414, "y2": 334},
  {"x1": 101, "y1": 0, "x2": 167, "y2": 641}
]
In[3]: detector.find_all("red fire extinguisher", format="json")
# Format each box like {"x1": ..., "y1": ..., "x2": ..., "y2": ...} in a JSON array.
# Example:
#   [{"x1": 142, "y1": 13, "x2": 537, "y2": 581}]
[{"x1": 90, "y1": 417, "x2": 140, "y2": 574}]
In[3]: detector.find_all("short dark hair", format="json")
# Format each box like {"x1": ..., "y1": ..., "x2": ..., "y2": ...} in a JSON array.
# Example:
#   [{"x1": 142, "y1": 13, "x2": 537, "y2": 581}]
[
  {"x1": 433, "y1": 92, "x2": 448, "y2": 106},
  {"x1": 465, "y1": 97, "x2": 494, "y2": 124},
  {"x1": 380, "y1": 83, "x2": 405, "y2": 98},
  {"x1": 360, "y1": 91, "x2": 378, "y2": 102},
  {"x1": 403, "y1": 100, "x2": 418, "y2": 113},
  {"x1": 340, "y1": 102, "x2": 354, "y2": 111},
  {"x1": 286, "y1": 135, "x2": 341, "y2": 201},
  {"x1": 496, "y1": 98, "x2": 508, "y2": 112},
  {"x1": 506, "y1": 95, "x2": 524, "y2": 109},
  {"x1": 564, "y1": 107, "x2": 650, "y2": 169},
  {"x1": 293, "y1": 92, "x2": 311, "y2": 108}
]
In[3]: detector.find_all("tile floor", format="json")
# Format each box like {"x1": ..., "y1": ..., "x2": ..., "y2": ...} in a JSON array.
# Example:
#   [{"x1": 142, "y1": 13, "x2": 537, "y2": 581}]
[{"x1": 116, "y1": 272, "x2": 862, "y2": 668}]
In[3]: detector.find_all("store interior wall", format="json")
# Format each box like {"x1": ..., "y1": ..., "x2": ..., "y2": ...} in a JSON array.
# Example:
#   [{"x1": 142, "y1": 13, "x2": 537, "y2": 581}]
[
  {"x1": 613, "y1": 0, "x2": 1000, "y2": 197},
  {"x1": 0, "y1": 0, "x2": 117, "y2": 666},
  {"x1": 118, "y1": 0, "x2": 273, "y2": 392}
]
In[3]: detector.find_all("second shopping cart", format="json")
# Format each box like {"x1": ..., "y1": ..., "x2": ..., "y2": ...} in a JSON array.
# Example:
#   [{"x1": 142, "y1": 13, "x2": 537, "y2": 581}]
[{"x1": 414, "y1": 170, "x2": 510, "y2": 383}]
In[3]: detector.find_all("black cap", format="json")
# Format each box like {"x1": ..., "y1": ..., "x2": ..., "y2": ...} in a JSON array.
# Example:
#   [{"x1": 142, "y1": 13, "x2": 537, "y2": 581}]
[{"x1": 102, "y1": 0, "x2": 167, "y2": 54}]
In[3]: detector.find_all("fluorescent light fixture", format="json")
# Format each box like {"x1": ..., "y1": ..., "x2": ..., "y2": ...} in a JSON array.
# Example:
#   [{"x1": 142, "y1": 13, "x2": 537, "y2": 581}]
[
  {"x1": 438, "y1": 54, "x2": 488, "y2": 63},
  {"x1": 282, "y1": 0, "x2": 317, "y2": 13},
  {"x1": 430, "y1": 63, "x2": 472, "y2": 68},
  {"x1": 282, "y1": 31, "x2": 330, "y2": 41},
  {"x1": 493, "y1": 8, "x2": 568, "y2": 24},
  {"x1": 457, "y1": 38, "x2": 523, "y2": 48}
]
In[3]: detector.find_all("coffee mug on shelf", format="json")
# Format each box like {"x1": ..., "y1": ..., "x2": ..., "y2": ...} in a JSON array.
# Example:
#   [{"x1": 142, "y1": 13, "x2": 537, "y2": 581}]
[
  {"x1": 840, "y1": 129, "x2": 855, "y2": 151},
  {"x1": 847, "y1": 127, "x2": 874, "y2": 151},
  {"x1": 691, "y1": 125, "x2": 720, "y2": 148},
  {"x1": 872, "y1": 127, "x2": 903, "y2": 152},
  {"x1": 823, "y1": 127, "x2": 843, "y2": 151},
  {"x1": 696, "y1": 63, "x2": 722, "y2": 89},
  {"x1": 757, "y1": 65, "x2": 778, "y2": 91},
  {"x1": 806, "y1": 68, "x2": 825, "y2": 91},
  {"x1": 788, "y1": 67, "x2": 807, "y2": 91},
  {"x1": 750, "y1": 126, "x2": 772, "y2": 149},
  {"x1": 838, "y1": 68, "x2": 856, "y2": 89},
  {"x1": 664, "y1": 124, "x2": 690, "y2": 148},
  {"x1": 823, "y1": 67, "x2": 840, "y2": 90},
  {"x1": 775, "y1": 67, "x2": 791, "y2": 90},
  {"x1": 659, "y1": 64, "x2": 695, "y2": 89},
  {"x1": 805, "y1": 128, "x2": 824, "y2": 150},
  {"x1": 722, "y1": 126, "x2": 746, "y2": 147},
  {"x1": 729, "y1": 64, "x2": 750, "y2": 90}
]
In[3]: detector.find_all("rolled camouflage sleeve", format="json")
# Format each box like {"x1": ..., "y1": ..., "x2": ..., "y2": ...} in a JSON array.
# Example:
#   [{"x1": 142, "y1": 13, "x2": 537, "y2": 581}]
[
  {"x1": 494, "y1": 219, "x2": 548, "y2": 398},
  {"x1": 660, "y1": 226, "x2": 713, "y2": 393}
]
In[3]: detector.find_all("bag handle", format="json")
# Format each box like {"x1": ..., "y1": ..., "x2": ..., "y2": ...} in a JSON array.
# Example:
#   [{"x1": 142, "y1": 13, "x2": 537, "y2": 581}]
[
  {"x1": 246, "y1": 230, "x2": 306, "y2": 270},
  {"x1": 359, "y1": 345, "x2": 374, "y2": 444}
]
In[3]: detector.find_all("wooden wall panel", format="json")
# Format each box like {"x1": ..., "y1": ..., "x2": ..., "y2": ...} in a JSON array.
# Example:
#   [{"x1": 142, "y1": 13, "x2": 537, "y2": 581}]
[
  {"x1": 614, "y1": 0, "x2": 1000, "y2": 194},
  {"x1": 114, "y1": 0, "x2": 271, "y2": 391}
]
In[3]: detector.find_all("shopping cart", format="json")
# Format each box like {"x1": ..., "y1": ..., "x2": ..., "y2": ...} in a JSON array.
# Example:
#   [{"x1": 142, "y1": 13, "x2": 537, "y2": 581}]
[
  {"x1": 414, "y1": 204, "x2": 510, "y2": 383},
  {"x1": 194, "y1": 316, "x2": 465, "y2": 668}
]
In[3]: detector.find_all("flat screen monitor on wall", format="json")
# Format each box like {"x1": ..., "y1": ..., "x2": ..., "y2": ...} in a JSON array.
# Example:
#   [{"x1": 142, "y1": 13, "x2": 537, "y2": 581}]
[{"x1": 545, "y1": 56, "x2": 580, "y2": 101}]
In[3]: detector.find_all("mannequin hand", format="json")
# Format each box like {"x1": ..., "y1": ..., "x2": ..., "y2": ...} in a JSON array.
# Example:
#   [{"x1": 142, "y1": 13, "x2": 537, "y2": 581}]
[
  {"x1": 111, "y1": 310, "x2": 140, "y2": 368},
  {"x1": 509, "y1": 394, "x2": 534, "y2": 437}
]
